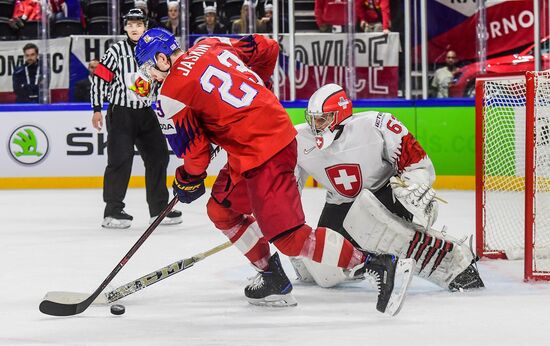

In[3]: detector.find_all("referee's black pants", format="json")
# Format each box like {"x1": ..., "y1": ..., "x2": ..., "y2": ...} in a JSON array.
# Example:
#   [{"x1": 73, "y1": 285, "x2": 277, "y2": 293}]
[{"x1": 103, "y1": 104, "x2": 169, "y2": 218}]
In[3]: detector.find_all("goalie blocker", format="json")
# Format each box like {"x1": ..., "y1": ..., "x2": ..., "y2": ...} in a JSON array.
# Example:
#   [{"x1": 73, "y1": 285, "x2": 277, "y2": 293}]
[{"x1": 292, "y1": 189, "x2": 484, "y2": 291}]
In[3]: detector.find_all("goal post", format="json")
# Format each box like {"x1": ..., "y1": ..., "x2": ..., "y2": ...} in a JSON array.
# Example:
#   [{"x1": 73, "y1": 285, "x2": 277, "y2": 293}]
[{"x1": 476, "y1": 71, "x2": 550, "y2": 281}]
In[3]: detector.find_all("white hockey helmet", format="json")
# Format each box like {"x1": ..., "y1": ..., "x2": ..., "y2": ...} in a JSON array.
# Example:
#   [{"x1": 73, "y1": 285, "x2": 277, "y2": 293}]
[{"x1": 305, "y1": 84, "x2": 353, "y2": 150}]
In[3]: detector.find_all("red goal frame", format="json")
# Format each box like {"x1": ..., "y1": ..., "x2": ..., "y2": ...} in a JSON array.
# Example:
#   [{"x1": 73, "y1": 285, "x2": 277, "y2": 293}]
[{"x1": 475, "y1": 71, "x2": 550, "y2": 281}]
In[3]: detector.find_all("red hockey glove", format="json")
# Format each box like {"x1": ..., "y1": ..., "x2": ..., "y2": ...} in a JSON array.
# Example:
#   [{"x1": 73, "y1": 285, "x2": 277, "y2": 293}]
[
  {"x1": 129, "y1": 76, "x2": 151, "y2": 97},
  {"x1": 173, "y1": 166, "x2": 207, "y2": 204}
]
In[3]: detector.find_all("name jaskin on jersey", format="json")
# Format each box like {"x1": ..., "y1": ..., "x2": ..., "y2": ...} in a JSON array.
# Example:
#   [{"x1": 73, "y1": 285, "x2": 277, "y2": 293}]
[{"x1": 176, "y1": 44, "x2": 210, "y2": 76}]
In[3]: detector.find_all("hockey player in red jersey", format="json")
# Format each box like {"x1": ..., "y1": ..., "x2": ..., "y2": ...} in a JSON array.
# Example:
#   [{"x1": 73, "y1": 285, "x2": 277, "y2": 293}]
[
  {"x1": 135, "y1": 28, "x2": 414, "y2": 315},
  {"x1": 291, "y1": 83, "x2": 484, "y2": 291}
]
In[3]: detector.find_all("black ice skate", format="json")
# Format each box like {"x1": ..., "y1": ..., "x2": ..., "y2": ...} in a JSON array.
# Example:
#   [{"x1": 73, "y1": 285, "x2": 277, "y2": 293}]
[
  {"x1": 149, "y1": 210, "x2": 183, "y2": 225},
  {"x1": 102, "y1": 210, "x2": 133, "y2": 229},
  {"x1": 245, "y1": 253, "x2": 298, "y2": 307},
  {"x1": 449, "y1": 260, "x2": 485, "y2": 292},
  {"x1": 352, "y1": 254, "x2": 415, "y2": 316}
]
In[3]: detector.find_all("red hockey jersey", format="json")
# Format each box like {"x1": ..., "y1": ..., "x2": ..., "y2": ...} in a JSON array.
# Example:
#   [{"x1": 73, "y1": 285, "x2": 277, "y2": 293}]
[{"x1": 156, "y1": 35, "x2": 296, "y2": 182}]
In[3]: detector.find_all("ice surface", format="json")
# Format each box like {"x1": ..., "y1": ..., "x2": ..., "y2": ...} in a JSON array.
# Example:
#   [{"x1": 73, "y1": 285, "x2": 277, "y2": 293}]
[{"x1": 1, "y1": 188, "x2": 549, "y2": 345}]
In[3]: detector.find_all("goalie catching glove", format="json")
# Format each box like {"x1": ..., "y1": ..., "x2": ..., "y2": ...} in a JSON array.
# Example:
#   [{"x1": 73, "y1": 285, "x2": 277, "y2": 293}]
[
  {"x1": 173, "y1": 166, "x2": 207, "y2": 203},
  {"x1": 390, "y1": 170, "x2": 438, "y2": 229}
]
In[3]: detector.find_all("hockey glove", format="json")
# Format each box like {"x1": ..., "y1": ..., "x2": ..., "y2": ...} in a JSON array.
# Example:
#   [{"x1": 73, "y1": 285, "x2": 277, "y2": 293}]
[
  {"x1": 390, "y1": 170, "x2": 438, "y2": 229},
  {"x1": 173, "y1": 166, "x2": 207, "y2": 204},
  {"x1": 129, "y1": 76, "x2": 151, "y2": 97}
]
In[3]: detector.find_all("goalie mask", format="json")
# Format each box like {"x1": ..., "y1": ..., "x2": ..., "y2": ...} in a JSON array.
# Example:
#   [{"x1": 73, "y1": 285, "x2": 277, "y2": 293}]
[{"x1": 305, "y1": 84, "x2": 352, "y2": 150}]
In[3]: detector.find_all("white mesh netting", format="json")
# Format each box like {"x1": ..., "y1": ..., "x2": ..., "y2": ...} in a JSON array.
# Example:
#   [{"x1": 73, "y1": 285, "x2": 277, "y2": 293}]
[
  {"x1": 481, "y1": 72, "x2": 550, "y2": 276},
  {"x1": 532, "y1": 72, "x2": 550, "y2": 273}
]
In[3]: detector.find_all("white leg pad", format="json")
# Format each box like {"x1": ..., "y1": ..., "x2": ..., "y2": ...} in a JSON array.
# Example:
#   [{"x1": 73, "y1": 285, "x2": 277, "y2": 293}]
[
  {"x1": 290, "y1": 257, "x2": 348, "y2": 288},
  {"x1": 343, "y1": 189, "x2": 474, "y2": 289},
  {"x1": 289, "y1": 257, "x2": 316, "y2": 283},
  {"x1": 289, "y1": 229, "x2": 351, "y2": 288}
]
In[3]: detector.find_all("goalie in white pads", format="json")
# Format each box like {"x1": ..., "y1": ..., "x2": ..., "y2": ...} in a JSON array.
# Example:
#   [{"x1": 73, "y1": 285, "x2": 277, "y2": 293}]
[{"x1": 293, "y1": 83, "x2": 484, "y2": 291}]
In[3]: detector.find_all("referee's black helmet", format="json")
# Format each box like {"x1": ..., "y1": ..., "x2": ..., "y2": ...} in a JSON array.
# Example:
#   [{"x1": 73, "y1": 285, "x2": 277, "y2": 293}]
[{"x1": 124, "y1": 8, "x2": 148, "y2": 26}]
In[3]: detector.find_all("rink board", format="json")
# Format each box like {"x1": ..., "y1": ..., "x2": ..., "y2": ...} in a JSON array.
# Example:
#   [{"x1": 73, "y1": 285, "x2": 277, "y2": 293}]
[
  {"x1": 0, "y1": 100, "x2": 476, "y2": 189},
  {"x1": 0, "y1": 109, "x2": 226, "y2": 186}
]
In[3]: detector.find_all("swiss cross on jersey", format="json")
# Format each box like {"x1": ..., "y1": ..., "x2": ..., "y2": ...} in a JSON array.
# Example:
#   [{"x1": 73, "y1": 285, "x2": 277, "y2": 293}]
[
  {"x1": 325, "y1": 164, "x2": 363, "y2": 198},
  {"x1": 315, "y1": 136, "x2": 324, "y2": 149}
]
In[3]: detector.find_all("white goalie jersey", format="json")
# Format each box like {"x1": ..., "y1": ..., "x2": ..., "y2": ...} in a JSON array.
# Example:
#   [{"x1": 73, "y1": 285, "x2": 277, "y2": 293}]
[{"x1": 295, "y1": 111, "x2": 436, "y2": 204}]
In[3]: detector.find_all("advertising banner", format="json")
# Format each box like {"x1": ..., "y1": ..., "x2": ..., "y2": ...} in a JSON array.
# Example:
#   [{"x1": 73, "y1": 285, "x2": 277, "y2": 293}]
[
  {"x1": 0, "y1": 109, "x2": 226, "y2": 180},
  {"x1": 71, "y1": 33, "x2": 400, "y2": 102},
  {"x1": 0, "y1": 37, "x2": 71, "y2": 103},
  {"x1": 427, "y1": 0, "x2": 549, "y2": 62},
  {"x1": 278, "y1": 33, "x2": 400, "y2": 99},
  {"x1": 1, "y1": 33, "x2": 399, "y2": 103}
]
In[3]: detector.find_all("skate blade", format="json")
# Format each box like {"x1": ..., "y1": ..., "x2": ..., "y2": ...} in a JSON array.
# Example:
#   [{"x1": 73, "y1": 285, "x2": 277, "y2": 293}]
[
  {"x1": 149, "y1": 216, "x2": 183, "y2": 225},
  {"x1": 246, "y1": 293, "x2": 298, "y2": 307},
  {"x1": 102, "y1": 218, "x2": 131, "y2": 229},
  {"x1": 385, "y1": 258, "x2": 415, "y2": 317}
]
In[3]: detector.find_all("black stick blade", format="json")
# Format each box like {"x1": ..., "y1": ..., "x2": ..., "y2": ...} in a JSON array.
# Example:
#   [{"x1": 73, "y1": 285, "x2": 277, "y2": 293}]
[
  {"x1": 39, "y1": 296, "x2": 93, "y2": 316},
  {"x1": 39, "y1": 197, "x2": 179, "y2": 317}
]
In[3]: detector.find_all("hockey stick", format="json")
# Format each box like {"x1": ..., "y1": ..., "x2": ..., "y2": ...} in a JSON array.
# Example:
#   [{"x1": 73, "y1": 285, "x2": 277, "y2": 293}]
[
  {"x1": 39, "y1": 196, "x2": 179, "y2": 316},
  {"x1": 43, "y1": 240, "x2": 232, "y2": 305}
]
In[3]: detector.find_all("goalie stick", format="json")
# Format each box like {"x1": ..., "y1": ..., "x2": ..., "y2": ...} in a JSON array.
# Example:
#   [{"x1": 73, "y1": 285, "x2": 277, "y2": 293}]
[
  {"x1": 39, "y1": 196, "x2": 179, "y2": 316},
  {"x1": 43, "y1": 241, "x2": 232, "y2": 305}
]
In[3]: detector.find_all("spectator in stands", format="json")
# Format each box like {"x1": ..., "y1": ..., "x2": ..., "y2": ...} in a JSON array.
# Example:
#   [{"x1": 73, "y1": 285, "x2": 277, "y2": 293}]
[
  {"x1": 431, "y1": 50, "x2": 460, "y2": 98},
  {"x1": 49, "y1": 0, "x2": 67, "y2": 21},
  {"x1": 12, "y1": 43, "x2": 41, "y2": 103},
  {"x1": 9, "y1": 0, "x2": 41, "y2": 31},
  {"x1": 356, "y1": 0, "x2": 390, "y2": 34},
  {"x1": 162, "y1": 0, "x2": 180, "y2": 35},
  {"x1": 74, "y1": 59, "x2": 99, "y2": 102},
  {"x1": 135, "y1": 0, "x2": 160, "y2": 28},
  {"x1": 195, "y1": 2, "x2": 227, "y2": 35},
  {"x1": 314, "y1": 0, "x2": 350, "y2": 33},
  {"x1": 256, "y1": 2, "x2": 273, "y2": 33},
  {"x1": 232, "y1": 1, "x2": 266, "y2": 34}
]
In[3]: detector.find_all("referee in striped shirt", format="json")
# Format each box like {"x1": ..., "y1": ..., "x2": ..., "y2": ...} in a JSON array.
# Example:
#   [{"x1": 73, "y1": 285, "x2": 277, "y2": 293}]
[{"x1": 91, "y1": 8, "x2": 181, "y2": 229}]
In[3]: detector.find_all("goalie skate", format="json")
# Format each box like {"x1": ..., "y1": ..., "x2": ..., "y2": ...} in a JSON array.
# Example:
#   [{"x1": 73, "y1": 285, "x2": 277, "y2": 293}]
[
  {"x1": 352, "y1": 255, "x2": 414, "y2": 316},
  {"x1": 245, "y1": 253, "x2": 297, "y2": 307},
  {"x1": 384, "y1": 258, "x2": 415, "y2": 316},
  {"x1": 448, "y1": 260, "x2": 484, "y2": 292}
]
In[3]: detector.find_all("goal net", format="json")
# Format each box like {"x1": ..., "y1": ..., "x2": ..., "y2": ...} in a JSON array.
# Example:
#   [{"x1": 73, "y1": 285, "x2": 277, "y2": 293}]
[{"x1": 476, "y1": 71, "x2": 550, "y2": 281}]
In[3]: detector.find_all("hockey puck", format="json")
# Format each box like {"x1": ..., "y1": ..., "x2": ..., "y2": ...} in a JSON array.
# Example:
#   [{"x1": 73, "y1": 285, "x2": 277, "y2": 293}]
[{"x1": 110, "y1": 304, "x2": 125, "y2": 315}]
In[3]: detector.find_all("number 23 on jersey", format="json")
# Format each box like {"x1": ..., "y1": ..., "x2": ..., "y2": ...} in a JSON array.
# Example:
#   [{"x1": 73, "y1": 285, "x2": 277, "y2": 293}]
[{"x1": 199, "y1": 50, "x2": 263, "y2": 109}]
